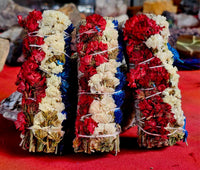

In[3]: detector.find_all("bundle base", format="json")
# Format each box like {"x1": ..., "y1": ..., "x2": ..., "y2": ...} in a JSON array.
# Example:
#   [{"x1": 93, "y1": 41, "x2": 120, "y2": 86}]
[
  {"x1": 73, "y1": 135, "x2": 120, "y2": 154},
  {"x1": 21, "y1": 130, "x2": 60, "y2": 154},
  {"x1": 137, "y1": 129, "x2": 169, "y2": 148}
]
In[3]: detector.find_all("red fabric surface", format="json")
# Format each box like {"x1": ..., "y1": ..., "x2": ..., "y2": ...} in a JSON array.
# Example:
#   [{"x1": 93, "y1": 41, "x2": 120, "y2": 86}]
[{"x1": 0, "y1": 65, "x2": 199, "y2": 170}]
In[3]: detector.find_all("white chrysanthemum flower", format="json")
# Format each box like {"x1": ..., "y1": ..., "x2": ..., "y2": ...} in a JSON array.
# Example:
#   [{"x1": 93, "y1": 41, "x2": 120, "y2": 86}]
[
  {"x1": 89, "y1": 100, "x2": 102, "y2": 114},
  {"x1": 40, "y1": 62, "x2": 64, "y2": 74},
  {"x1": 51, "y1": 64, "x2": 64, "y2": 74},
  {"x1": 96, "y1": 59, "x2": 118, "y2": 74},
  {"x1": 93, "y1": 123, "x2": 116, "y2": 135},
  {"x1": 164, "y1": 63, "x2": 177, "y2": 75},
  {"x1": 89, "y1": 71, "x2": 119, "y2": 93},
  {"x1": 57, "y1": 112, "x2": 66, "y2": 122},
  {"x1": 51, "y1": 99, "x2": 65, "y2": 113},
  {"x1": 42, "y1": 33, "x2": 65, "y2": 56},
  {"x1": 145, "y1": 34, "x2": 164, "y2": 50},
  {"x1": 165, "y1": 50, "x2": 173, "y2": 61},
  {"x1": 174, "y1": 112, "x2": 185, "y2": 126},
  {"x1": 107, "y1": 39, "x2": 118, "y2": 51},
  {"x1": 105, "y1": 20, "x2": 115, "y2": 29},
  {"x1": 39, "y1": 34, "x2": 65, "y2": 73},
  {"x1": 46, "y1": 75, "x2": 61, "y2": 87},
  {"x1": 173, "y1": 88, "x2": 181, "y2": 98},
  {"x1": 33, "y1": 112, "x2": 45, "y2": 125},
  {"x1": 170, "y1": 73, "x2": 180, "y2": 87},
  {"x1": 41, "y1": 48, "x2": 54, "y2": 59},
  {"x1": 103, "y1": 29, "x2": 118, "y2": 42},
  {"x1": 89, "y1": 95, "x2": 116, "y2": 115},
  {"x1": 102, "y1": 19, "x2": 118, "y2": 51},
  {"x1": 157, "y1": 49, "x2": 173, "y2": 62},
  {"x1": 88, "y1": 73, "x2": 103, "y2": 93},
  {"x1": 93, "y1": 123, "x2": 105, "y2": 135},
  {"x1": 39, "y1": 97, "x2": 64, "y2": 113},
  {"x1": 48, "y1": 62, "x2": 57, "y2": 70},
  {"x1": 39, "y1": 97, "x2": 55, "y2": 112},
  {"x1": 162, "y1": 88, "x2": 185, "y2": 126},
  {"x1": 163, "y1": 87, "x2": 181, "y2": 99},
  {"x1": 40, "y1": 62, "x2": 49, "y2": 73},
  {"x1": 104, "y1": 123, "x2": 117, "y2": 134},
  {"x1": 163, "y1": 64, "x2": 180, "y2": 87},
  {"x1": 92, "y1": 113, "x2": 114, "y2": 124},
  {"x1": 45, "y1": 86, "x2": 62, "y2": 99},
  {"x1": 163, "y1": 94, "x2": 177, "y2": 106},
  {"x1": 104, "y1": 71, "x2": 120, "y2": 85},
  {"x1": 100, "y1": 95, "x2": 116, "y2": 112},
  {"x1": 38, "y1": 10, "x2": 71, "y2": 36}
]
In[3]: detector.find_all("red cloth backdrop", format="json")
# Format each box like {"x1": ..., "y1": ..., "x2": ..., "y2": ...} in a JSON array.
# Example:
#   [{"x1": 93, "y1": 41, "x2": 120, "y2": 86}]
[{"x1": 0, "y1": 65, "x2": 199, "y2": 170}]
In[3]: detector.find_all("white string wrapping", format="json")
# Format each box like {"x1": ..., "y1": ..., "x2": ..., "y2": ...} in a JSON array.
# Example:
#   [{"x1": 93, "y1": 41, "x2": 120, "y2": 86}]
[
  {"x1": 90, "y1": 46, "x2": 119, "y2": 56},
  {"x1": 28, "y1": 30, "x2": 71, "y2": 38},
  {"x1": 129, "y1": 56, "x2": 155, "y2": 68},
  {"x1": 29, "y1": 44, "x2": 70, "y2": 58},
  {"x1": 28, "y1": 126, "x2": 63, "y2": 133},
  {"x1": 78, "y1": 131, "x2": 120, "y2": 138},
  {"x1": 78, "y1": 90, "x2": 122, "y2": 95},
  {"x1": 29, "y1": 44, "x2": 42, "y2": 49},
  {"x1": 26, "y1": 97, "x2": 37, "y2": 102},
  {"x1": 138, "y1": 57, "x2": 155, "y2": 65},
  {"x1": 140, "y1": 87, "x2": 155, "y2": 91},
  {"x1": 77, "y1": 29, "x2": 98, "y2": 36},
  {"x1": 137, "y1": 124, "x2": 186, "y2": 137},
  {"x1": 145, "y1": 92, "x2": 162, "y2": 99}
]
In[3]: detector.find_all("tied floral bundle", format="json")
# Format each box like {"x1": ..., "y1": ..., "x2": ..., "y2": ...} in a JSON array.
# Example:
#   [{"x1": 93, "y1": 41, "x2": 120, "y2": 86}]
[
  {"x1": 15, "y1": 10, "x2": 73, "y2": 153},
  {"x1": 73, "y1": 14, "x2": 126, "y2": 154},
  {"x1": 123, "y1": 14, "x2": 187, "y2": 148}
]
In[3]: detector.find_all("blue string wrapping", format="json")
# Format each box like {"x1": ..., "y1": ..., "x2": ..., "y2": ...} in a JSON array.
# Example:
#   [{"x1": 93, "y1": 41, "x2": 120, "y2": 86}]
[
  {"x1": 112, "y1": 20, "x2": 124, "y2": 63},
  {"x1": 168, "y1": 43, "x2": 184, "y2": 64},
  {"x1": 60, "y1": 24, "x2": 74, "y2": 117},
  {"x1": 183, "y1": 118, "x2": 188, "y2": 143},
  {"x1": 112, "y1": 20, "x2": 126, "y2": 124},
  {"x1": 57, "y1": 24, "x2": 74, "y2": 153},
  {"x1": 114, "y1": 109, "x2": 123, "y2": 124},
  {"x1": 112, "y1": 90, "x2": 125, "y2": 108},
  {"x1": 115, "y1": 68, "x2": 126, "y2": 91}
]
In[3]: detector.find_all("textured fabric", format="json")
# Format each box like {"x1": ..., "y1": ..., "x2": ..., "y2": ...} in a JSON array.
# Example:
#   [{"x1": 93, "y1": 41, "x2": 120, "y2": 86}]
[{"x1": 0, "y1": 65, "x2": 199, "y2": 169}]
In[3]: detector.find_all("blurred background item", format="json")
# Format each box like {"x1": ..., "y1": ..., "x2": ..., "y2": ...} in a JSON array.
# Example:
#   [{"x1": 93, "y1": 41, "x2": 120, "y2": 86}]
[
  {"x1": 179, "y1": 0, "x2": 200, "y2": 15},
  {"x1": 0, "y1": 26, "x2": 24, "y2": 66},
  {"x1": 0, "y1": 91, "x2": 22, "y2": 121},
  {"x1": 0, "y1": 38, "x2": 10, "y2": 72},
  {"x1": 174, "y1": 13, "x2": 199, "y2": 28},
  {"x1": 0, "y1": 0, "x2": 199, "y2": 70},
  {"x1": 95, "y1": 0, "x2": 127, "y2": 17},
  {"x1": 0, "y1": 0, "x2": 31, "y2": 31},
  {"x1": 78, "y1": 0, "x2": 95, "y2": 16},
  {"x1": 175, "y1": 35, "x2": 200, "y2": 70},
  {"x1": 143, "y1": 0, "x2": 177, "y2": 15},
  {"x1": 58, "y1": 3, "x2": 81, "y2": 26},
  {"x1": 14, "y1": 0, "x2": 57, "y2": 10}
]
